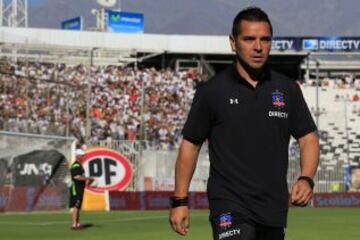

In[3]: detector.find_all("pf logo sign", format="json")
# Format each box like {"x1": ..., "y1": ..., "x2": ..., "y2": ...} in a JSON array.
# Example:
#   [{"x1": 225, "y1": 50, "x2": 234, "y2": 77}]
[{"x1": 82, "y1": 148, "x2": 133, "y2": 193}]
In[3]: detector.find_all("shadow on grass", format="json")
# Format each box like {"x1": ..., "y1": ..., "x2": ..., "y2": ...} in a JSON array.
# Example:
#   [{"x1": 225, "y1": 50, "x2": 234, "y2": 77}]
[{"x1": 71, "y1": 223, "x2": 100, "y2": 231}]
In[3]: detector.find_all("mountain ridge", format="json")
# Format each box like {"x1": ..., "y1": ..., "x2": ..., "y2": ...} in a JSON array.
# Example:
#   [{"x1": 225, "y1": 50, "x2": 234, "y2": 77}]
[{"x1": 28, "y1": 0, "x2": 360, "y2": 36}]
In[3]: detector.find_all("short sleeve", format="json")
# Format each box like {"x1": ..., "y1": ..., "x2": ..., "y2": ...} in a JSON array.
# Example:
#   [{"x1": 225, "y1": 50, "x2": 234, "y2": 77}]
[
  {"x1": 289, "y1": 84, "x2": 317, "y2": 139},
  {"x1": 71, "y1": 163, "x2": 83, "y2": 179},
  {"x1": 182, "y1": 85, "x2": 212, "y2": 145}
]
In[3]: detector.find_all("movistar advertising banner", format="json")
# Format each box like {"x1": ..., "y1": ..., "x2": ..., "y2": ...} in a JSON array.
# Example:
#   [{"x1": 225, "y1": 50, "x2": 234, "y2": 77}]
[
  {"x1": 61, "y1": 16, "x2": 83, "y2": 31},
  {"x1": 107, "y1": 10, "x2": 144, "y2": 33},
  {"x1": 302, "y1": 37, "x2": 360, "y2": 52}
]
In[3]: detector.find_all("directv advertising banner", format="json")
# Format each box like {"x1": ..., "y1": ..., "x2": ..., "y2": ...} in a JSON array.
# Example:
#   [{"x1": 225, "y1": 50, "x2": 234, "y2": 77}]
[
  {"x1": 107, "y1": 10, "x2": 144, "y2": 33},
  {"x1": 61, "y1": 16, "x2": 83, "y2": 31},
  {"x1": 271, "y1": 37, "x2": 300, "y2": 52},
  {"x1": 302, "y1": 37, "x2": 360, "y2": 52}
]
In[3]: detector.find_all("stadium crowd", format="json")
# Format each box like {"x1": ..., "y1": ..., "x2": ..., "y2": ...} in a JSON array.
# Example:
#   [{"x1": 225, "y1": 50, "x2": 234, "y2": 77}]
[
  {"x1": 1, "y1": 61, "x2": 360, "y2": 149},
  {"x1": 302, "y1": 75, "x2": 360, "y2": 90},
  {"x1": 301, "y1": 76, "x2": 360, "y2": 115},
  {"x1": 0, "y1": 61, "x2": 204, "y2": 149}
]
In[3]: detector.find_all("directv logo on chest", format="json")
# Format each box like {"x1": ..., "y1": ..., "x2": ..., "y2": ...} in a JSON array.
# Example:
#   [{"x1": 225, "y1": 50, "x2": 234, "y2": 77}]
[{"x1": 269, "y1": 90, "x2": 288, "y2": 119}]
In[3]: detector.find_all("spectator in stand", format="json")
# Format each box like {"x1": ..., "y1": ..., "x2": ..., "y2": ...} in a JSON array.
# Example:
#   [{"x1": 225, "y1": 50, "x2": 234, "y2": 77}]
[{"x1": 0, "y1": 61, "x2": 204, "y2": 149}]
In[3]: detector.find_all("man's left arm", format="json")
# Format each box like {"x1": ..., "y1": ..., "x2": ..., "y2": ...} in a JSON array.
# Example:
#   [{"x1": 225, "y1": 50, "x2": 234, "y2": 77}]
[{"x1": 290, "y1": 131, "x2": 319, "y2": 206}]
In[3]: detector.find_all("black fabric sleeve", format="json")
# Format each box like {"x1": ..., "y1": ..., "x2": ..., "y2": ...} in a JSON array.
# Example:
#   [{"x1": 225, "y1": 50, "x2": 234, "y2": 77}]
[
  {"x1": 289, "y1": 84, "x2": 317, "y2": 139},
  {"x1": 182, "y1": 85, "x2": 212, "y2": 145}
]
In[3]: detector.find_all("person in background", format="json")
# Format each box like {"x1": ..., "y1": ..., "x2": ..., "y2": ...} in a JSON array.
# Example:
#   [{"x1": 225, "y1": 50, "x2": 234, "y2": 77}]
[{"x1": 69, "y1": 148, "x2": 94, "y2": 230}]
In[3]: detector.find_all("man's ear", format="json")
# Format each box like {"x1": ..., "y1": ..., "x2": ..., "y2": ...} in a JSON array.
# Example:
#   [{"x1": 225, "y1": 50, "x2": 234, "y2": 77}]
[{"x1": 229, "y1": 34, "x2": 236, "y2": 52}]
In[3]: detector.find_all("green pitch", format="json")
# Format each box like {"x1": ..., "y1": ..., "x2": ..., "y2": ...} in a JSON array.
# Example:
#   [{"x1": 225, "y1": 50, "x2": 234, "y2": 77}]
[{"x1": 0, "y1": 208, "x2": 359, "y2": 240}]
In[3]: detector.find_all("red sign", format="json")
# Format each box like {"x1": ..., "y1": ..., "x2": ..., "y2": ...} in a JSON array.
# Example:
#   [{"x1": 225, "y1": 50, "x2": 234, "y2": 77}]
[
  {"x1": 1, "y1": 186, "x2": 63, "y2": 212},
  {"x1": 108, "y1": 191, "x2": 209, "y2": 210},
  {"x1": 144, "y1": 192, "x2": 173, "y2": 210},
  {"x1": 0, "y1": 186, "x2": 9, "y2": 212},
  {"x1": 83, "y1": 148, "x2": 133, "y2": 193},
  {"x1": 109, "y1": 192, "x2": 142, "y2": 210},
  {"x1": 313, "y1": 193, "x2": 360, "y2": 207},
  {"x1": 189, "y1": 192, "x2": 209, "y2": 209}
]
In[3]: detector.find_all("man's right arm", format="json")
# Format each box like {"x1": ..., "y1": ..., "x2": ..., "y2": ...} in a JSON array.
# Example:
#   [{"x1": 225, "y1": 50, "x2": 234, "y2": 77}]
[
  {"x1": 73, "y1": 175, "x2": 94, "y2": 184},
  {"x1": 71, "y1": 166, "x2": 95, "y2": 184},
  {"x1": 169, "y1": 139, "x2": 201, "y2": 236}
]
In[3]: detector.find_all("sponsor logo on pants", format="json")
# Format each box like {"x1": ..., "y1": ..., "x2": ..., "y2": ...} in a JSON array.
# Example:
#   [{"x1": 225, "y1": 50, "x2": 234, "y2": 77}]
[{"x1": 219, "y1": 229, "x2": 241, "y2": 239}]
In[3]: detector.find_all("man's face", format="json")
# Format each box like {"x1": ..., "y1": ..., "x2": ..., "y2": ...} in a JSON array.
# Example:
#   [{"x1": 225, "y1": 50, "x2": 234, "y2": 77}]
[{"x1": 230, "y1": 20, "x2": 272, "y2": 70}]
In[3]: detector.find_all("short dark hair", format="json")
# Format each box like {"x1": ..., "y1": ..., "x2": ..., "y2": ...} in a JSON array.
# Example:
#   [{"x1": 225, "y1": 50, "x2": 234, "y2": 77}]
[{"x1": 231, "y1": 6, "x2": 273, "y2": 37}]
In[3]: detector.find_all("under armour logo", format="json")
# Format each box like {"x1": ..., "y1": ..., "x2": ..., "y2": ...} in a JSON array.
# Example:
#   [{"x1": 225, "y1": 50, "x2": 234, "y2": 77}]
[{"x1": 229, "y1": 98, "x2": 239, "y2": 104}]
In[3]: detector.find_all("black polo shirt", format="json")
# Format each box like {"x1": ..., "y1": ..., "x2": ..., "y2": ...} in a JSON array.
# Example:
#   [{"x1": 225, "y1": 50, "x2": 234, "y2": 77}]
[
  {"x1": 182, "y1": 64, "x2": 316, "y2": 227},
  {"x1": 70, "y1": 161, "x2": 85, "y2": 196}
]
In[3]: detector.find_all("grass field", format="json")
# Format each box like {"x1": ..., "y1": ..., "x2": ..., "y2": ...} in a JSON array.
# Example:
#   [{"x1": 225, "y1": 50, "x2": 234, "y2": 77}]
[{"x1": 0, "y1": 208, "x2": 359, "y2": 240}]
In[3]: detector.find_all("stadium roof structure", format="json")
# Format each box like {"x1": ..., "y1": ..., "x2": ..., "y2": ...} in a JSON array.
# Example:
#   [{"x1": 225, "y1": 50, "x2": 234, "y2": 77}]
[
  {"x1": 305, "y1": 52, "x2": 360, "y2": 70},
  {"x1": 0, "y1": 27, "x2": 359, "y2": 74},
  {"x1": 0, "y1": 26, "x2": 233, "y2": 65}
]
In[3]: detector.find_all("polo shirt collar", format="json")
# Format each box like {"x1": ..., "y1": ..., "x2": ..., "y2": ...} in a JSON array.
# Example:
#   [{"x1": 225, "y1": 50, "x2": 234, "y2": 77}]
[{"x1": 230, "y1": 63, "x2": 271, "y2": 87}]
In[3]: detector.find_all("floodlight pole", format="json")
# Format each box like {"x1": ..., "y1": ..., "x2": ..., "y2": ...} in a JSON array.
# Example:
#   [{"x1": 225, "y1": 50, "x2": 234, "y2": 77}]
[
  {"x1": 25, "y1": 49, "x2": 30, "y2": 131},
  {"x1": 85, "y1": 80, "x2": 91, "y2": 143},
  {"x1": 315, "y1": 59, "x2": 320, "y2": 129},
  {"x1": 305, "y1": 52, "x2": 310, "y2": 82},
  {"x1": 0, "y1": 1, "x2": 3, "y2": 26},
  {"x1": 139, "y1": 70, "x2": 145, "y2": 141},
  {"x1": 138, "y1": 60, "x2": 145, "y2": 192},
  {"x1": 101, "y1": 7, "x2": 106, "y2": 31},
  {"x1": 85, "y1": 47, "x2": 99, "y2": 144},
  {"x1": 118, "y1": 0, "x2": 122, "y2": 11},
  {"x1": 343, "y1": 95, "x2": 350, "y2": 165},
  {"x1": 24, "y1": 0, "x2": 27, "y2": 27},
  {"x1": 1, "y1": 0, "x2": 28, "y2": 27}
]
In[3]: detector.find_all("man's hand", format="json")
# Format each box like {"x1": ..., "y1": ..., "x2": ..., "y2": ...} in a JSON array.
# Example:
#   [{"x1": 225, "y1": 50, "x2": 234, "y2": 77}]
[
  {"x1": 169, "y1": 206, "x2": 190, "y2": 236},
  {"x1": 86, "y1": 177, "x2": 95, "y2": 185},
  {"x1": 290, "y1": 179, "x2": 313, "y2": 206}
]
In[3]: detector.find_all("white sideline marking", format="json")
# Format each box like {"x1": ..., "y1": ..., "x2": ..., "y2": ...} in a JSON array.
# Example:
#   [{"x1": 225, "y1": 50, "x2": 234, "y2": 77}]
[{"x1": 0, "y1": 212, "x2": 207, "y2": 226}]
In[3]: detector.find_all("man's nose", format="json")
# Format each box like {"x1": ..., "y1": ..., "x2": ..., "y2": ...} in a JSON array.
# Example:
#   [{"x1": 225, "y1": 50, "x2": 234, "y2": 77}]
[{"x1": 253, "y1": 40, "x2": 262, "y2": 52}]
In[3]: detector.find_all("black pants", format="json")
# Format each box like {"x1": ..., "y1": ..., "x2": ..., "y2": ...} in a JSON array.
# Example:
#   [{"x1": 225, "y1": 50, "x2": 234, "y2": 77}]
[{"x1": 210, "y1": 212, "x2": 285, "y2": 240}]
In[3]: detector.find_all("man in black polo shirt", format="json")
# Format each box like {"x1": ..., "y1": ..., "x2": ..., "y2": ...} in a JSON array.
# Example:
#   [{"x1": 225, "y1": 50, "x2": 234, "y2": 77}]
[
  {"x1": 169, "y1": 6, "x2": 319, "y2": 240},
  {"x1": 69, "y1": 149, "x2": 94, "y2": 230}
]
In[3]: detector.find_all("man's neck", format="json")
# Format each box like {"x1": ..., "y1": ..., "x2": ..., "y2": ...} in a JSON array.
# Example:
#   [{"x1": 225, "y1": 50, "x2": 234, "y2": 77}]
[{"x1": 235, "y1": 61, "x2": 264, "y2": 88}]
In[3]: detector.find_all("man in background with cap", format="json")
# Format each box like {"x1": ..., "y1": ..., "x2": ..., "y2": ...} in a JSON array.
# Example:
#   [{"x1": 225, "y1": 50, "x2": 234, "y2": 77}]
[{"x1": 69, "y1": 148, "x2": 95, "y2": 230}]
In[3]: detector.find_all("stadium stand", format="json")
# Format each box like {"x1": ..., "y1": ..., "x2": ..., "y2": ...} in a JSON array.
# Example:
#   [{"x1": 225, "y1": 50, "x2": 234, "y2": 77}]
[
  {"x1": 0, "y1": 61, "x2": 205, "y2": 150},
  {"x1": 298, "y1": 80, "x2": 360, "y2": 192},
  {"x1": 1, "y1": 59, "x2": 359, "y2": 193}
]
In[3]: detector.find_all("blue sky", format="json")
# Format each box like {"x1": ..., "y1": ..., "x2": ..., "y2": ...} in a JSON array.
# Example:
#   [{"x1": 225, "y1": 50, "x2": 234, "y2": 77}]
[{"x1": 28, "y1": 0, "x2": 46, "y2": 7}]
